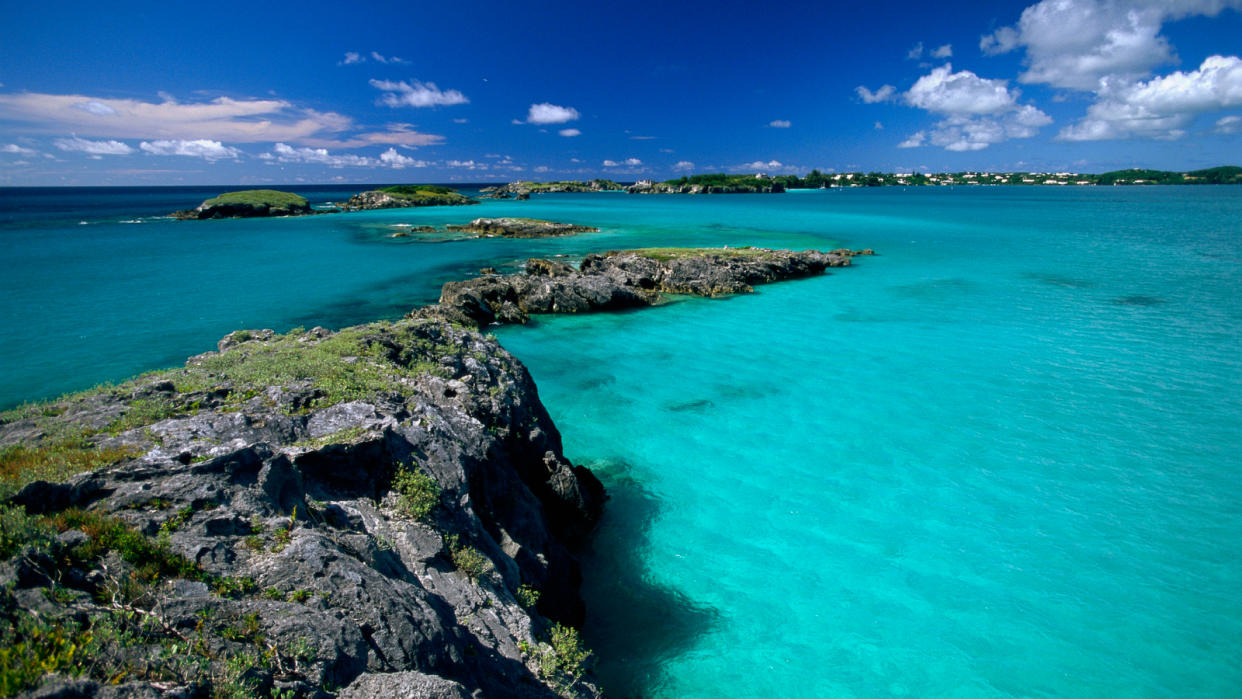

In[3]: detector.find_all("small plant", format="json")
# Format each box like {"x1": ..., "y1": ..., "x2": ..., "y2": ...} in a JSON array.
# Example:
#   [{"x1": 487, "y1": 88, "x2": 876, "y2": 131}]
[
  {"x1": 445, "y1": 534, "x2": 490, "y2": 580},
  {"x1": 536, "y1": 623, "x2": 592, "y2": 691},
  {"x1": 244, "y1": 535, "x2": 265, "y2": 552},
  {"x1": 516, "y1": 584, "x2": 541, "y2": 610},
  {"x1": 392, "y1": 466, "x2": 440, "y2": 520},
  {"x1": 289, "y1": 589, "x2": 312, "y2": 604},
  {"x1": 212, "y1": 576, "x2": 258, "y2": 599},
  {"x1": 159, "y1": 506, "x2": 194, "y2": 535},
  {"x1": 261, "y1": 587, "x2": 285, "y2": 601}
]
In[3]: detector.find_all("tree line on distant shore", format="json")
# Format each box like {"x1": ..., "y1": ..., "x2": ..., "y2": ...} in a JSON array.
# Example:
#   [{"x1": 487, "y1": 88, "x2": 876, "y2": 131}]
[{"x1": 662, "y1": 165, "x2": 1242, "y2": 188}]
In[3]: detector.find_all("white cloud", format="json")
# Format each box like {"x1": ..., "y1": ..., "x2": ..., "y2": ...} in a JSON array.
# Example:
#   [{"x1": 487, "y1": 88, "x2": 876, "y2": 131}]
[
  {"x1": 453, "y1": 118, "x2": 469, "y2": 124},
  {"x1": 341, "y1": 52, "x2": 364, "y2": 65},
  {"x1": 534, "y1": 165, "x2": 551, "y2": 173},
  {"x1": 769, "y1": 119, "x2": 791, "y2": 128},
  {"x1": 54, "y1": 136, "x2": 134, "y2": 155},
  {"x1": 379, "y1": 147, "x2": 428, "y2": 168},
  {"x1": 625, "y1": 157, "x2": 642, "y2": 166},
  {"x1": 931, "y1": 44, "x2": 953, "y2": 59},
  {"x1": 875, "y1": 121, "x2": 884, "y2": 130},
  {"x1": 447, "y1": 159, "x2": 487, "y2": 170},
  {"x1": 370, "y1": 79, "x2": 468, "y2": 108},
  {"x1": 907, "y1": 42, "x2": 924, "y2": 60},
  {"x1": 856, "y1": 84, "x2": 897, "y2": 103},
  {"x1": 602, "y1": 159, "x2": 619, "y2": 167},
  {"x1": 906, "y1": 64, "x2": 1020, "y2": 115},
  {"x1": 898, "y1": 131, "x2": 927, "y2": 148},
  {"x1": 980, "y1": 0, "x2": 1242, "y2": 90},
  {"x1": 0, "y1": 93, "x2": 352, "y2": 144},
  {"x1": 1, "y1": 144, "x2": 36, "y2": 154},
  {"x1": 1216, "y1": 114, "x2": 1242, "y2": 133},
  {"x1": 740, "y1": 159, "x2": 783, "y2": 170},
  {"x1": 559, "y1": 128, "x2": 581, "y2": 137},
  {"x1": 526, "y1": 103, "x2": 580, "y2": 124},
  {"x1": 1059, "y1": 55, "x2": 1242, "y2": 140},
  {"x1": 370, "y1": 51, "x2": 407, "y2": 64},
  {"x1": 901, "y1": 63, "x2": 1053, "y2": 150},
  {"x1": 269, "y1": 142, "x2": 374, "y2": 167},
  {"x1": 139, "y1": 139, "x2": 240, "y2": 160},
  {"x1": 673, "y1": 160, "x2": 695, "y2": 171}
]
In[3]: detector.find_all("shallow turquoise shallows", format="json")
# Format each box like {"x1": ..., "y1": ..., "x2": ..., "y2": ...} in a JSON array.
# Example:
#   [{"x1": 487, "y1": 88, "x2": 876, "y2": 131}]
[{"x1": 3, "y1": 186, "x2": 1241, "y2": 697}]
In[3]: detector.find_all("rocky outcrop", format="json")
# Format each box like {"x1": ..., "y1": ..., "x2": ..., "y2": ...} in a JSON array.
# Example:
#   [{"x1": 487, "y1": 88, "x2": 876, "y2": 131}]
[
  {"x1": 444, "y1": 218, "x2": 599, "y2": 239},
  {"x1": 342, "y1": 189, "x2": 477, "y2": 211},
  {"x1": 1, "y1": 319, "x2": 604, "y2": 698},
  {"x1": 428, "y1": 247, "x2": 855, "y2": 327},
  {"x1": 481, "y1": 181, "x2": 623, "y2": 199},
  {"x1": 171, "y1": 190, "x2": 316, "y2": 219}
]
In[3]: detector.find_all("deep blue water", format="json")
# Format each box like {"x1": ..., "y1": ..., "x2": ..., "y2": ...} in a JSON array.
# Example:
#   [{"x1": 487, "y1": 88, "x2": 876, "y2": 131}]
[{"x1": 2, "y1": 185, "x2": 1240, "y2": 697}]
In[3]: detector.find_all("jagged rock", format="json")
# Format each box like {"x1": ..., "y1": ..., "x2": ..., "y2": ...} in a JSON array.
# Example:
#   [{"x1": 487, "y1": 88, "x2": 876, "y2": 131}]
[
  {"x1": 445, "y1": 218, "x2": 597, "y2": 239},
  {"x1": 2, "y1": 318, "x2": 603, "y2": 698},
  {"x1": 433, "y1": 247, "x2": 857, "y2": 327}
]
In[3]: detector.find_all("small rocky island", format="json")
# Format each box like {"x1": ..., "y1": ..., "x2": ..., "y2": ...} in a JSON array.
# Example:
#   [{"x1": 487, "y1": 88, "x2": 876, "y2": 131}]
[
  {"x1": 171, "y1": 190, "x2": 316, "y2": 219},
  {"x1": 428, "y1": 247, "x2": 869, "y2": 327},
  {"x1": 480, "y1": 181, "x2": 622, "y2": 199},
  {"x1": 0, "y1": 245, "x2": 869, "y2": 697},
  {"x1": 342, "y1": 185, "x2": 477, "y2": 211},
  {"x1": 172, "y1": 185, "x2": 477, "y2": 220},
  {"x1": 445, "y1": 218, "x2": 598, "y2": 238}
]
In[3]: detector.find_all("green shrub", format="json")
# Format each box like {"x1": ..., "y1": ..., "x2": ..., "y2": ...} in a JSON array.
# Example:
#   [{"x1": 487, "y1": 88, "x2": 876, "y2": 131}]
[
  {"x1": 392, "y1": 467, "x2": 440, "y2": 520},
  {"x1": 444, "y1": 534, "x2": 489, "y2": 580},
  {"x1": 516, "y1": 584, "x2": 540, "y2": 610}
]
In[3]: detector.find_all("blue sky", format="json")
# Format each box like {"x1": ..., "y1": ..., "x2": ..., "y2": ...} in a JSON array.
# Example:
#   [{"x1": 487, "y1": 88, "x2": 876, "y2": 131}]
[{"x1": 1, "y1": 0, "x2": 1240, "y2": 185}]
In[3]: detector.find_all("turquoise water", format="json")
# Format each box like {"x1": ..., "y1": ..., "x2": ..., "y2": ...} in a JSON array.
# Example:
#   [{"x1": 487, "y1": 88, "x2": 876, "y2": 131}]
[{"x1": 3, "y1": 186, "x2": 1241, "y2": 696}]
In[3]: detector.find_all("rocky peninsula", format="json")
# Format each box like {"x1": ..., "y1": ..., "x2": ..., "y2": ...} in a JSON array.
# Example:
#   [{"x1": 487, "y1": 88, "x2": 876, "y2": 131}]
[
  {"x1": 480, "y1": 181, "x2": 622, "y2": 199},
  {"x1": 0, "y1": 245, "x2": 868, "y2": 698}
]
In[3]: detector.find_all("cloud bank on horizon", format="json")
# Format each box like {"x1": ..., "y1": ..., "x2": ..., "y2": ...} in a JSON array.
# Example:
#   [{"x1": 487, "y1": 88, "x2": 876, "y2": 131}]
[{"x1": 0, "y1": 0, "x2": 1239, "y2": 184}]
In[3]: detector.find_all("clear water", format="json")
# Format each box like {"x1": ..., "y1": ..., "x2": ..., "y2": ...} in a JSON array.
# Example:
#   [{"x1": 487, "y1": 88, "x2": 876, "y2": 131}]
[{"x1": 3, "y1": 186, "x2": 1241, "y2": 697}]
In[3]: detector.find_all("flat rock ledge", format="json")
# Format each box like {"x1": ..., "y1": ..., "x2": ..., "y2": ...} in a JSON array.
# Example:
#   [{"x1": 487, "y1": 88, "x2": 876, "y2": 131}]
[
  {"x1": 444, "y1": 218, "x2": 598, "y2": 239},
  {"x1": 1, "y1": 319, "x2": 604, "y2": 698},
  {"x1": 422, "y1": 247, "x2": 869, "y2": 327}
]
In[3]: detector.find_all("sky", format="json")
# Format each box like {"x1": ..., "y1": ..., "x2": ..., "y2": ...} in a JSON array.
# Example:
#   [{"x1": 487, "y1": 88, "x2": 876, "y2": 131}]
[{"x1": 0, "y1": 0, "x2": 1240, "y2": 185}]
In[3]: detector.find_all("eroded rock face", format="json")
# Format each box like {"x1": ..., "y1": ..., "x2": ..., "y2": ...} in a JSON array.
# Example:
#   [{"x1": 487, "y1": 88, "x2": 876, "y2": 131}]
[
  {"x1": 430, "y1": 248, "x2": 856, "y2": 327},
  {"x1": 2, "y1": 319, "x2": 603, "y2": 698}
]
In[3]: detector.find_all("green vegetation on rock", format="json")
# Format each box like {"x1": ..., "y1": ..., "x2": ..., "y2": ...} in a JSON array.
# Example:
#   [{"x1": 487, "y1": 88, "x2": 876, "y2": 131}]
[
  {"x1": 200, "y1": 190, "x2": 308, "y2": 209},
  {"x1": 628, "y1": 246, "x2": 768, "y2": 262},
  {"x1": 374, "y1": 185, "x2": 474, "y2": 206}
]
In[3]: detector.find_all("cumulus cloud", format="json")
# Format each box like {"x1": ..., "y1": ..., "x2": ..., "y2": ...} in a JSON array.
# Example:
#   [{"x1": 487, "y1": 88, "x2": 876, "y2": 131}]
[
  {"x1": 139, "y1": 139, "x2": 240, "y2": 160},
  {"x1": 447, "y1": 159, "x2": 488, "y2": 170},
  {"x1": 980, "y1": 0, "x2": 1242, "y2": 90},
  {"x1": 739, "y1": 159, "x2": 783, "y2": 170},
  {"x1": 559, "y1": 128, "x2": 581, "y2": 137},
  {"x1": 370, "y1": 79, "x2": 468, "y2": 108},
  {"x1": 856, "y1": 84, "x2": 897, "y2": 103},
  {"x1": 54, "y1": 135, "x2": 134, "y2": 155},
  {"x1": 906, "y1": 64, "x2": 1020, "y2": 115},
  {"x1": 899, "y1": 64, "x2": 1053, "y2": 150},
  {"x1": 898, "y1": 131, "x2": 927, "y2": 148},
  {"x1": 1059, "y1": 55, "x2": 1242, "y2": 140},
  {"x1": 1, "y1": 144, "x2": 36, "y2": 154},
  {"x1": 379, "y1": 147, "x2": 428, "y2": 168},
  {"x1": 931, "y1": 44, "x2": 953, "y2": 59},
  {"x1": 673, "y1": 160, "x2": 695, "y2": 171},
  {"x1": 907, "y1": 42, "x2": 925, "y2": 60},
  {"x1": 0, "y1": 93, "x2": 352, "y2": 144},
  {"x1": 269, "y1": 143, "x2": 374, "y2": 167},
  {"x1": 341, "y1": 52, "x2": 364, "y2": 65},
  {"x1": 526, "y1": 103, "x2": 580, "y2": 124},
  {"x1": 370, "y1": 51, "x2": 408, "y2": 64},
  {"x1": 769, "y1": 119, "x2": 791, "y2": 128}
]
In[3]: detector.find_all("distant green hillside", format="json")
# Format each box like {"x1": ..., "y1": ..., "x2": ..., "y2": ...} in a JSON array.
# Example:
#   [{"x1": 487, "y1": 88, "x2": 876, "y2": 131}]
[
  {"x1": 201, "y1": 189, "x2": 308, "y2": 209},
  {"x1": 378, "y1": 185, "x2": 473, "y2": 205}
]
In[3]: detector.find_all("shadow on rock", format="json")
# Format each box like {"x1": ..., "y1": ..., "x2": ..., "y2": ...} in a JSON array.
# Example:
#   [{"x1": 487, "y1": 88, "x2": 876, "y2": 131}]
[{"x1": 577, "y1": 459, "x2": 718, "y2": 699}]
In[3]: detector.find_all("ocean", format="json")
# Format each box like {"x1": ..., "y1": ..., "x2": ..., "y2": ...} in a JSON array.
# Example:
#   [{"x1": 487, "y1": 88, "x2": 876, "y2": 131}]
[{"x1": 2, "y1": 185, "x2": 1240, "y2": 697}]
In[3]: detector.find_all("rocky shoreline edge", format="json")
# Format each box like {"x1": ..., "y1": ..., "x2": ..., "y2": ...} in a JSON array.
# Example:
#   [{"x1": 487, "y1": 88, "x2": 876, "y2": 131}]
[{"x1": 0, "y1": 246, "x2": 869, "y2": 698}]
